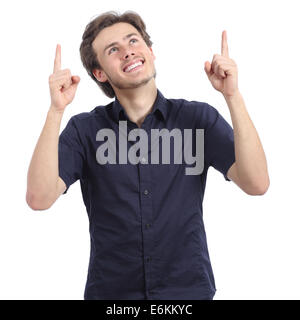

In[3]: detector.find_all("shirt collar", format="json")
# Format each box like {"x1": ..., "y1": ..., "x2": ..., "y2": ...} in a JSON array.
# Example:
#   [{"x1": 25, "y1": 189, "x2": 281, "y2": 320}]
[{"x1": 112, "y1": 89, "x2": 168, "y2": 123}]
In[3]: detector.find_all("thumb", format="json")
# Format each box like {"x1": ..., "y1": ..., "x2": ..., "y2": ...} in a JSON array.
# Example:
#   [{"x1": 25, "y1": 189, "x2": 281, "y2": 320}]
[
  {"x1": 71, "y1": 75, "x2": 80, "y2": 85},
  {"x1": 204, "y1": 61, "x2": 212, "y2": 76}
]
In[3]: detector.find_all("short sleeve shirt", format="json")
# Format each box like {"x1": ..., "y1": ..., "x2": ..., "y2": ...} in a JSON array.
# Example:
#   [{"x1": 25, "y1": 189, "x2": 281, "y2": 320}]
[{"x1": 58, "y1": 89, "x2": 235, "y2": 300}]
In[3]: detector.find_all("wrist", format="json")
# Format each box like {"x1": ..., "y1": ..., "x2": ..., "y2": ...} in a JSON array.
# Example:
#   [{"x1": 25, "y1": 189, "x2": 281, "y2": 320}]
[
  {"x1": 48, "y1": 105, "x2": 64, "y2": 121},
  {"x1": 223, "y1": 90, "x2": 242, "y2": 103},
  {"x1": 49, "y1": 105, "x2": 64, "y2": 115}
]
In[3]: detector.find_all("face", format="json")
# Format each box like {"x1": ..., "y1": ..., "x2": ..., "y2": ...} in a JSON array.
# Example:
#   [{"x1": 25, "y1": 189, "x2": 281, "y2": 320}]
[{"x1": 92, "y1": 22, "x2": 156, "y2": 91}]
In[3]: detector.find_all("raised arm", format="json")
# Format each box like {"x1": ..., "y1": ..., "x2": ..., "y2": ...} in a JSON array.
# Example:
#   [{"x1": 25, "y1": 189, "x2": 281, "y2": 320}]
[{"x1": 26, "y1": 44, "x2": 80, "y2": 210}]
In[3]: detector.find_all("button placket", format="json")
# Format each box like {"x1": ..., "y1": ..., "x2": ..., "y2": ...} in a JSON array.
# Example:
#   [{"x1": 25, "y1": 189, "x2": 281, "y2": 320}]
[{"x1": 138, "y1": 126, "x2": 154, "y2": 298}]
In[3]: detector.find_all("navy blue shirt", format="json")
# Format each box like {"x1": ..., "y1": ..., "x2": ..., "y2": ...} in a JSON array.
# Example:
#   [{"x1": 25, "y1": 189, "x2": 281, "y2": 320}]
[{"x1": 58, "y1": 89, "x2": 235, "y2": 300}]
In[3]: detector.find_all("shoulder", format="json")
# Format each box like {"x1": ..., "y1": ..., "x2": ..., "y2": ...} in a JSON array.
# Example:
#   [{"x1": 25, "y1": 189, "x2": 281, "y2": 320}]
[
  {"x1": 166, "y1": 96, "x2": 217, "y2": 115},
  {"x1": 61, "y1": 102, "x2": 113, "y2": 142},
  {"x1": 165, "y1": 96, "x2": 219, "y2": 128},
  {"x1": 70, "y1": 101, "x2": 113, "y2": 125}
]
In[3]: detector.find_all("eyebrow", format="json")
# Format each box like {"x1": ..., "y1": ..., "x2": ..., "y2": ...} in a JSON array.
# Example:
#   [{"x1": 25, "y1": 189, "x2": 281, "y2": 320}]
[{"x1": 103, "y1": 33, "x2": 139, "y2": 54}]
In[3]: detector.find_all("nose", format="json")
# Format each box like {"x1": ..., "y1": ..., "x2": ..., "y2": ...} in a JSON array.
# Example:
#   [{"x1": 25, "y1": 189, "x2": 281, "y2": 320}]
[{"x1": 122, "y1": 50, "x2": 135, "y2": 60}]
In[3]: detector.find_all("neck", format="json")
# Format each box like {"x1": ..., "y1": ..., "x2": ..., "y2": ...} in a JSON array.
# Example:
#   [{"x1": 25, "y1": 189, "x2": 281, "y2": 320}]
[{"x1": 114, "y1": 80, "x2": 158, "y2": 128}]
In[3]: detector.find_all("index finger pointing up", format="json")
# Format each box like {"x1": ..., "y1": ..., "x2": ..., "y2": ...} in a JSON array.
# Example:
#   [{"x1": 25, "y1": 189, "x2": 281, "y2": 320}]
[
  {"x1": 53, "y1": 44, "x2": 61, "y2": 73},
  {"x1": 221, "y1": 30, "x2": 229, "y2": 57}
]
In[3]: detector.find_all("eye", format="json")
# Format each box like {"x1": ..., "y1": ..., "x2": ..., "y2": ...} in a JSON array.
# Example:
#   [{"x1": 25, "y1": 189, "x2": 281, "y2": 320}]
[
  {"x1": 108, "y1": 39, "x2": 138, "y2": 55},
  {"x1": 108, "y1": 47, "x2": 118, "y2": 54}
]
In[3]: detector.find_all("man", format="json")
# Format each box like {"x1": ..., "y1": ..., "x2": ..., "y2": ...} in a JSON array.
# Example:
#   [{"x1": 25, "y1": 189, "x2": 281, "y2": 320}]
[{"x1": 26, "y1": 10, "x2": 270, "y2": 300}]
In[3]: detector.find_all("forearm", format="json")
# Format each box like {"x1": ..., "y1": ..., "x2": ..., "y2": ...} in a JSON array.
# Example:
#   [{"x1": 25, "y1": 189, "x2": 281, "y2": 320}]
[
  {"x1": 224, "y1": 91, "x2": 270, "y2": 190},
  {"x1": 26, "y1": 106, "x2": 64, "y2": 208}
]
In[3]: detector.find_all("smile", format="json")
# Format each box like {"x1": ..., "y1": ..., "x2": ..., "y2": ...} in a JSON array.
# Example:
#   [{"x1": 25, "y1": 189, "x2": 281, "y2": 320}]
[{"x1": 123, "y1": 60, "x2": 144, "y2": 73}]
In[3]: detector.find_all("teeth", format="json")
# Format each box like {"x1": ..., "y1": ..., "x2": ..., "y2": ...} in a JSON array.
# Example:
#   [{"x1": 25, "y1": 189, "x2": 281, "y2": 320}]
[{"x1": 124, "y1": 61, "x2": 143, "y2": 72}]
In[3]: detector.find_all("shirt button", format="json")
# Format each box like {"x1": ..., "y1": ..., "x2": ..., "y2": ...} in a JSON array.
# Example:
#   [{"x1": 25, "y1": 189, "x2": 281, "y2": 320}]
[
  {"x1": 144, "y1": 189, "x2": 149, "y2": 195},
  {"x1": 141, "y1": 157, "x2": 147, "y2": 164},
  {"x1": 146, "y1": 223, "x2": 151, "y2": 228}
]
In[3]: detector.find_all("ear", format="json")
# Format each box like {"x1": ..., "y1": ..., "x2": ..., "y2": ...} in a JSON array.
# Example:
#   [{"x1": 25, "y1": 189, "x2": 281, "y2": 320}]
[
  {"x1": 92, "y1": 69, "x2": 108, "y2": 83},
  {"x1": 149, "y1": 47, "x2": 156, "y2": 60}
]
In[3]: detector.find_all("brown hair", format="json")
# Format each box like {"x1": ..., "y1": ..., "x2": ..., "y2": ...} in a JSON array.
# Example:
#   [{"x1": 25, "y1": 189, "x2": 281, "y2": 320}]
[{"x1": 79, "y1": 10, "x2": 153, "y2": 98}]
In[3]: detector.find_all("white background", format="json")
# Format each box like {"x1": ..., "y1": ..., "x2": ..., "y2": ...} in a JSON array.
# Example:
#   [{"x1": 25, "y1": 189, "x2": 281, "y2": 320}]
[{"x1": 0, "y1": 0, "x2": 299, "y2": 300}]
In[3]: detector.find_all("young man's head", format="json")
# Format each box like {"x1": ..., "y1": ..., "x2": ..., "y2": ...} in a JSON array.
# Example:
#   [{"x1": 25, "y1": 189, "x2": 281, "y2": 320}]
[{"x1": 80, "y1": 11, "x2": 156, "y2": 98}]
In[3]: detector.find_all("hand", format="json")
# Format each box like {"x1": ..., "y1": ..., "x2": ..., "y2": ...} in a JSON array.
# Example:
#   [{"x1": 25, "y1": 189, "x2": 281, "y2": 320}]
[
  {"x1": 48, "y1": 44, "x2": 80, "y2": 112},
  {"x1": 204, "y1": 31, "x2": 239, "y2": 97}
]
